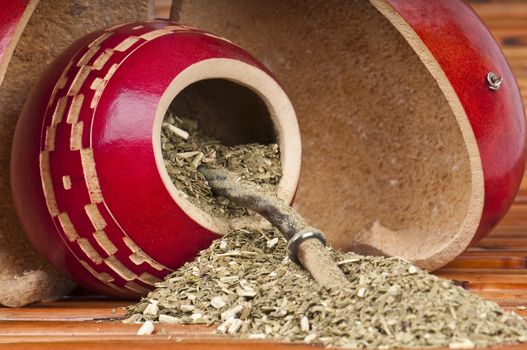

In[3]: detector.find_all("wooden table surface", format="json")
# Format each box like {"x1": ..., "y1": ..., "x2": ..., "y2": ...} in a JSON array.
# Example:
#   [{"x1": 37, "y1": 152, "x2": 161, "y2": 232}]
[
  {"x1": 2, "y1": 203, "x2": 527, "y2": 349},
  {"x1": 2, "y1": 1, "x2": 527, "y2": 349}
]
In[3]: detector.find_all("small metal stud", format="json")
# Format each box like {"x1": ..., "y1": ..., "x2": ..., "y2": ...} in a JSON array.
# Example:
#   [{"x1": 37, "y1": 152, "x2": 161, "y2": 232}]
[{"x1": 487, "y1": 72, "x2": 503, "y2": 91}]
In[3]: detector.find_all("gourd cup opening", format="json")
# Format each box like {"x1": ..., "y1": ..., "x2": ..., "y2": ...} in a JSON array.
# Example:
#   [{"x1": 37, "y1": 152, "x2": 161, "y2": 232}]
[{"x1": 153, "y1": 58, "x2": 302, "y2": 235}]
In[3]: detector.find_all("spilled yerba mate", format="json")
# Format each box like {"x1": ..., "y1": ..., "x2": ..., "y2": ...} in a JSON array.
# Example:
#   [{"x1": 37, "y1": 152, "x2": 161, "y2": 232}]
[
  {"x1": 127, "y1": 228, "x2": 527, "y2": 348},
  {"x1": 138, "y1": 108, "x2": 527, "y2": 348}
]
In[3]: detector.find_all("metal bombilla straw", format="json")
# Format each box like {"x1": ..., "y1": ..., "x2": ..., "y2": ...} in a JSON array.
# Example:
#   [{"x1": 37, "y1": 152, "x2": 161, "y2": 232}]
[{"x1": 198, "y1": 165, "x2": 350, "y2": 290}]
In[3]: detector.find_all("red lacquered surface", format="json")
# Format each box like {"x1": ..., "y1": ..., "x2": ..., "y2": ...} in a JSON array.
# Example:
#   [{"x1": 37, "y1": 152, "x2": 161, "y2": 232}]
[
  {"x1": 11, "y1": 21, "x2": 275, "y2": 298},
  {"x1": 0, "y1": 0, "x2": 37, "y2": 85},
  {"x1": 385, "y1": 0, "x2": 527, "y2": 243}
]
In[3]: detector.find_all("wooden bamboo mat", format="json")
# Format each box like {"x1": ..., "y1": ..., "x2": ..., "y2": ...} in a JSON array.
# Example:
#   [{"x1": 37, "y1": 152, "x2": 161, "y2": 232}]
[{"x1": 1, "y1": 1, "x2": 527, "y2": 349}]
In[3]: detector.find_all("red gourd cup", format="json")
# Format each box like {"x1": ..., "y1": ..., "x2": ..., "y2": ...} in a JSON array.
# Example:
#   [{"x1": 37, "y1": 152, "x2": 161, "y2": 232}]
[{"x1": 11, "y1": 21, "x2": 301, "y2": 297}]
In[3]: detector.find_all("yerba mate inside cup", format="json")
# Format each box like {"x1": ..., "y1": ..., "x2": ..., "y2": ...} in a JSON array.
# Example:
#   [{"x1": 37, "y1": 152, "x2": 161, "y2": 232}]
[{"x1": 154, "y1": 64, "x2": 301, "y2": 235}]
